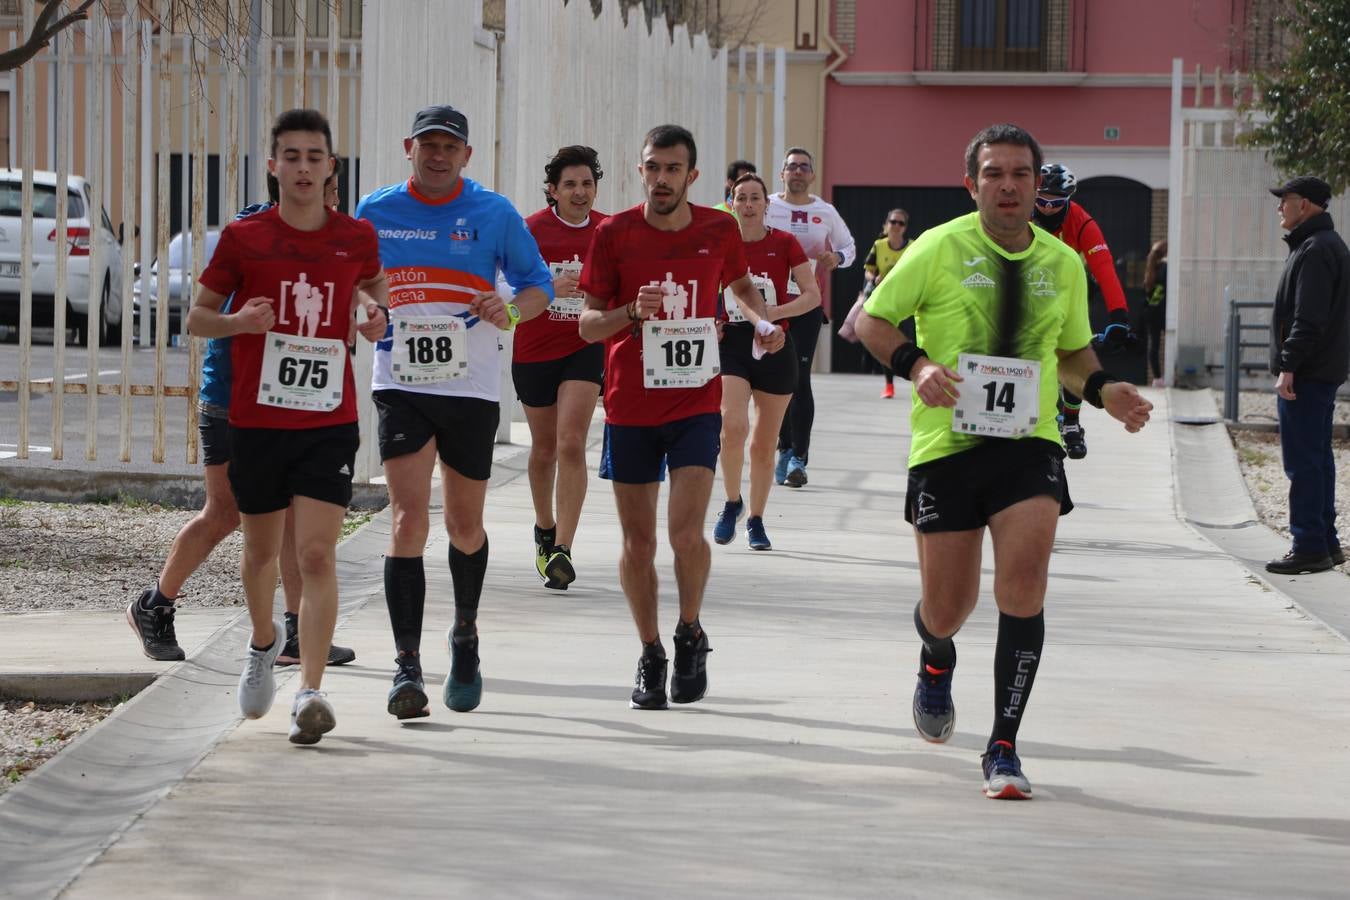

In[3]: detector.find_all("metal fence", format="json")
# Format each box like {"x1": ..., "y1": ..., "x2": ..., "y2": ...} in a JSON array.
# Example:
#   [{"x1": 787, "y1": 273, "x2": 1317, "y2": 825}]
[{"x1": 3, "y1": 0, "x2": 731, "y2": 482}]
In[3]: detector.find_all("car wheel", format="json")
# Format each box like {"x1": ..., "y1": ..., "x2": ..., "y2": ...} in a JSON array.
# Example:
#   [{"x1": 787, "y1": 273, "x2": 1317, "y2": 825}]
[
  {"x1": 71, "y1": 306, "x2": 88, "y2": 346},
  {"x1": 97, "y1": 278, "x2": 112, "y2": 346}
]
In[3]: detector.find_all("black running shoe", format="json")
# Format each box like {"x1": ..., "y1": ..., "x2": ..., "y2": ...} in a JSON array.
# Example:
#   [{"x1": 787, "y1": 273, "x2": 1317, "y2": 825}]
[
  {"x1": 443, "y1": 626, "x2": 482, "y2": 712},
  {"x1": 630, "y1": 650, "x2": 669, "y2": 710},
  {"x1": 387, "y1": 654, "x2": 430, "y2": 720},
  {"x1": 670, "y1": 623, "x2": 711, "y2": 704},
  {"x1": 1061, "y1": 420, "x2": 1087, "y2": 460},
  {"x1": 275, "y1": 613, "x2": 357, "y2": 667},
  {"x1": 126, "y1": 589, "x2": 185, "y2": 661},
  {"x1": 534, "y1": 524, "x2": 556, "y2": 584},
  {"x1": 913, "y1": 664, "x2": 955, "y2": 743},
  {"x1": 543, "y1": 546, "x2": 576, "y2": 591},
  {"x1": 1333, "y1": 546, "x2": 1347, "y2": 567}
]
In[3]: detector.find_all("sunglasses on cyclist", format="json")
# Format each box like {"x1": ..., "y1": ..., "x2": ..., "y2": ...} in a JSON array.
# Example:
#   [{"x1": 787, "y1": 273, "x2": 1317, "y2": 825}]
[{"x1": 1035, "y1": 195, "x2": 1070, "y2": 210}]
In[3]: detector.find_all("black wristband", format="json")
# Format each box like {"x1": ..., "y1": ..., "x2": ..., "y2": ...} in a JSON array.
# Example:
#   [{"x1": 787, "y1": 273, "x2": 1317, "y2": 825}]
[
  {"x1": 1083, "y1": 370, "x2": 1121, "y2": 409},
  {"x1": 890, "y1": 343, "x2": 927, "y2": 381}
]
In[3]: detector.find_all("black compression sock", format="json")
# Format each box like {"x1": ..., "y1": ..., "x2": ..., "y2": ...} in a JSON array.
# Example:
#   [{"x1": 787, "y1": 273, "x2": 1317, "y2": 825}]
[
  {"x1": 449, "y1": 538, "x2": 489, "y2": 631},
  {"x1": 990, "y1": 610, "x2": 1045, "y2": 747},
  {"x1": 383, "y1": 556, "x2": 426, "y2": 656},
  {"x1": 914, "y1": 603, "x2": 957, "y2": 671}
]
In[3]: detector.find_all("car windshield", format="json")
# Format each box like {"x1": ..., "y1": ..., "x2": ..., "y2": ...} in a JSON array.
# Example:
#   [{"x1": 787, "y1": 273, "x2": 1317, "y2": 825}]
[
  {"x1": 0, "y1": 182, "x2": 83, "y2": 219},
  {"x1": 166, "y1": 231, "x2": 222, "y2": 269}
]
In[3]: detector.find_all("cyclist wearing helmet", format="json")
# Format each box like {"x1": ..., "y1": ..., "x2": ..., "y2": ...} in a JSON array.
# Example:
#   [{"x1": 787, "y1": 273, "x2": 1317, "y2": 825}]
[{"x1": 1032, "y1": 163, "x2": 1132, "y2": 460}]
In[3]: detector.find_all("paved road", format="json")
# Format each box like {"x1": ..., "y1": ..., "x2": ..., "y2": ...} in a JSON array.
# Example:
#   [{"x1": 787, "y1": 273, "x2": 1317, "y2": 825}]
[
  {"x1": 0, "y1": 331, "x2": 197, "y2": 470},
  {"x1": 1, "y1": 376, "x2": 1348, "y2": 899}
]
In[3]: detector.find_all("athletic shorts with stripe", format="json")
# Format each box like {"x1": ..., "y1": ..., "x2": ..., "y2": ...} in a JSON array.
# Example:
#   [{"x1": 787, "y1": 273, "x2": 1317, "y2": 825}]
[{"x1": 904, "y1": 437, "x2": 1072, "y2": 533}]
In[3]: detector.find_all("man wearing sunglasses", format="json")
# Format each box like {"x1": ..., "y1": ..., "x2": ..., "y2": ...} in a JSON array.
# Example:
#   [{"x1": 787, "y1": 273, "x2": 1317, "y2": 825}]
[
  {"x1": 764, "y1": 147, "x2": 857, "y2": 488},
  {"x1": 1031, "y1": 164, "x2": 1132, "y2": 460}
]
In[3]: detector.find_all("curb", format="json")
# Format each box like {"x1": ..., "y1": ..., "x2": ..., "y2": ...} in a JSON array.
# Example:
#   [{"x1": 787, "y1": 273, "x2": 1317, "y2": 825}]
[{"x1": 0, "y1": 673, "x2": 155, "y2": 705}]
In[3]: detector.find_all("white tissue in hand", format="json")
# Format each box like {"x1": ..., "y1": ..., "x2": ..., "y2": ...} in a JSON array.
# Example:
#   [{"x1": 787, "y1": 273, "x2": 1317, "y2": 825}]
[{"x1": 752, "y1": 319, "x2": 776, "y2": 359}]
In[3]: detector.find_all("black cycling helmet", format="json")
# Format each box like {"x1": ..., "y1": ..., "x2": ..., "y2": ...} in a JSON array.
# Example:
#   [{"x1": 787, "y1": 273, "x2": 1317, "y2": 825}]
[{"x1": 1039, "y1": 163, "x2": 1077, "y2": 197}]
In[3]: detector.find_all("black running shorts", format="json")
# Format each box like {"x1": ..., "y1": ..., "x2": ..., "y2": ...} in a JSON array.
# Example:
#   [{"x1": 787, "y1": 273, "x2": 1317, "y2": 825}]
[
  {"x1": 199, "y1": 411, "x2": 231, "y2": 467},
  {"x1": 718, "y1": 325, "x2": 797, "y2": 395},
  {"x1": 228, "y1": 422, "x2": 360, "y2": 515},
  {"x1": 373, "y1": 389, "x2": 499, "y2": 481},
  {"x1": 511, "y1": 342, "x2": 604, "y2": 408},
  {"x1": 599, "y1": 412, "x2": 721, "y2": 484},
  {"x1": 904, "y1": 437, "x2": 1072, "y2": 533}
]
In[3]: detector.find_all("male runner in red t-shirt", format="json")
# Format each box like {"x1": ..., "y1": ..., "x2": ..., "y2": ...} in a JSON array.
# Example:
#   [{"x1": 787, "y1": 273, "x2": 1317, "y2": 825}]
[
  {"x1": 188, "y1": 109, "x2": 388, "y2": 745},
  {"x1": 514, "y1": 146, "x2": 608, "y2": 591},
  {"x1": 578, "y1": 124, "x2": 785, "y2": 710}
]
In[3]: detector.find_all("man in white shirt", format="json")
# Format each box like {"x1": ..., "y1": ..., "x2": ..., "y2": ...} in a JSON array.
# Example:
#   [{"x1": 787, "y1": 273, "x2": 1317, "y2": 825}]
[{"x1": 764, "y1": 147, "x2": 856, "y2": 488}]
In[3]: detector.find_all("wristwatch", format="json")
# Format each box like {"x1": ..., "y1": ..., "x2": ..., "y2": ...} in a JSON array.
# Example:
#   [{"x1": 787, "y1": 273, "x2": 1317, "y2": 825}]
[{"x1": 505, "y1": 302, "x2": 521, "y2": 331}]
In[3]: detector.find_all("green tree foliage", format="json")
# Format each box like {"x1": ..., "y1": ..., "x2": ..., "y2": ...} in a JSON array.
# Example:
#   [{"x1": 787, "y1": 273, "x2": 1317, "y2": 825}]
[{"x1": 1245, "y1": 0, "x2": 1350, "y2": 194}]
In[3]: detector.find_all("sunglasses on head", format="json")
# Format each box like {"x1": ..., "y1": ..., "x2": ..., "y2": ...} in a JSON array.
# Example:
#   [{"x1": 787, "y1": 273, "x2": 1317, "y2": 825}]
[
  {"x1": 1035, "y1": 195, "x2": 1070, "y2": 210},
  {"x1": 888, "y1": 219, "x2": 907, "y2": 226}
]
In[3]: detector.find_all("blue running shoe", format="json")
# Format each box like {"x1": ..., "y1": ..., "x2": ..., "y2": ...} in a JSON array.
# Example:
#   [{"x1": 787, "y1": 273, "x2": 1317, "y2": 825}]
[
  {"x1": 775, "y1": 449, "x2": 791, "y2": 485},
  {"x1": 746, "y1": 515, "x2": 771, "y2": 551},
  {"x1": 913, "y1": 663, "x2": 955, "y2": 742},
  {"x1": 982, "y1": 740, "x2": 1033, "y2": 799},
  {"x1": 443, "y1": 626, "x2": 482, "y2": 712},
  {"x1": 785, "y1": 454, "x2": 808, "y2": 488},
  {"x1": 713, "y1": 497, "x2": 744, "y2": 545}
]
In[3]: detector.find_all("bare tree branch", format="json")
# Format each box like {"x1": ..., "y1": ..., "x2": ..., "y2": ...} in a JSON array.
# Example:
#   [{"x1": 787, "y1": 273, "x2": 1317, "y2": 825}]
[{"x1": 0, "y1": 0, "x2": 98, "y2": 72}]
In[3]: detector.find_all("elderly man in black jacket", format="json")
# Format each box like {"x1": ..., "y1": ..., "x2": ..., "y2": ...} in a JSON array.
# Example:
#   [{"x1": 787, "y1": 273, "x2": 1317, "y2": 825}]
[{"x1": 1266, "y1": 175, "x2": 1350, "y2": 575}]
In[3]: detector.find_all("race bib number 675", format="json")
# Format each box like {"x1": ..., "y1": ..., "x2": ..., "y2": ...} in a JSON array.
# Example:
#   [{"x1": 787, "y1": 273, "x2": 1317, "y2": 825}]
[
  {"x1": 642, "y1": 318, "x2": 719, "y2": 388},
  {"x1": 258, "y1": 332, "x2": 346, "y2": 411},
  {"x1": 951, "y1": 353, "x2": 1041, "y2": 438}
]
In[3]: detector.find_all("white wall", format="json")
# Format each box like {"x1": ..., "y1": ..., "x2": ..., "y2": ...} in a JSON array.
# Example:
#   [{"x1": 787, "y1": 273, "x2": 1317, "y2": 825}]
[{"x1": 499, "y1": 0, "x2": 728, "y2": 217}]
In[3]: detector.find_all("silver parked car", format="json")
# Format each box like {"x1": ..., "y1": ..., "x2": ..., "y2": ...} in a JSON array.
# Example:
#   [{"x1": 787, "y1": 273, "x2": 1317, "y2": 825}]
[
  {"x1": 131, "y1": 229, "x2": 223, "y2": 330},
  {"x1": 0, "y1": 170, "x2": 125, "y2": 345}
]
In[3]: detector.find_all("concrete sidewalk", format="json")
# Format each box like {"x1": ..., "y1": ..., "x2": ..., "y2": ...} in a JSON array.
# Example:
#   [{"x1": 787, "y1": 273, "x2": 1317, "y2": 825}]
[{"x1": 2, "y1": 375, "x2": 1348, "y2": 899}]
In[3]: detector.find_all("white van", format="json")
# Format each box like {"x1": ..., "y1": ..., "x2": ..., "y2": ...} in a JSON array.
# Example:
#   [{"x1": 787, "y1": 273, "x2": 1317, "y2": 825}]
[{"x1": 0, "y1": 170, "x2": 124, "y2": 345}]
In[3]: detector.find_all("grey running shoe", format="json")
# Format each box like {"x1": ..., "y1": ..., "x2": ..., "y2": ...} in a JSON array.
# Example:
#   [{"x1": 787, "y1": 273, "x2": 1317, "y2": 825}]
[
  {"x1": 289, "y1": 688, "x2": 336, "y2": 745},
  {"x1": 237, "y1": 617, "x2": 285, "y2": 719},
  {"x1": 913, "y1": 664, "x2": 955, "y2": 743},
  {"x1": 982, "y1": 740, "x2": 1032, "y2": 799}
]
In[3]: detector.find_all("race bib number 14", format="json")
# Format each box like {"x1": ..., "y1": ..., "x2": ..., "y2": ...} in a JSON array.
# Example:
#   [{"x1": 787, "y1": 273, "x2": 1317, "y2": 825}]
[
  {"x1": 951, "y1": 353, "x2": 1041, "y2": 438},
  {"x1": 258, "y1": 332, "x2": 346, "y2": 411},
  {"x1": 643, "y1": 318, "x2": 719, "y2": 388}
]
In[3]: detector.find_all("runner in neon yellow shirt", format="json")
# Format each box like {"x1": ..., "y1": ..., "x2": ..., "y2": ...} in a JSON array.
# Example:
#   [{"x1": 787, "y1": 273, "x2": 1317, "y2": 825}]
[
  {"x1": 856, "y1": 124, "x2": 1153, "y2": 802},
  {"x1": 864, "y1": 209, "x2": 1093, "y2": 468}
]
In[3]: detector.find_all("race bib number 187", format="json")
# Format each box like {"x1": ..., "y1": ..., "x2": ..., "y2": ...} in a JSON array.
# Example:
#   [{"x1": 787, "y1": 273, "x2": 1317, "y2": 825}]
[
  {"x1": 951, "y1": 353, "x2": 1041, "y2": 438},
  {"x1": 258, "y1": 332, "x2": 346, "y2": 411},
  {"x1": 643, "y1": 318, "x2": 720, "y2": 388}
]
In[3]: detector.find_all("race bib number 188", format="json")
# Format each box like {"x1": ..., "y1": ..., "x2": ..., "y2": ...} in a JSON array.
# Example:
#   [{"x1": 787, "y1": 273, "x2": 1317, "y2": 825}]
[
  {"x1": 391, "y1": 315, "x2": 468, "y2": 384},
  {"x1": 951, "y1": 353, "x2": 1041, "y2": 438},
  {"x1": 643, "y1": 318, "x2": 720, "y2": 388},
  {"x1": 258, "y1": 332, "x2": 346, "y2": 411}
]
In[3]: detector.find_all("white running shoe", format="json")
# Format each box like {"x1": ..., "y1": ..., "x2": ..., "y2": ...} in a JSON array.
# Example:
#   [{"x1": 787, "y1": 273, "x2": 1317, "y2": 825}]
[
  {"x1": 289, "y1": 688, "x2": 336, "y2": 745},
  {"x1": 237, "y1": 617, "x2": 285, "y2": 719}
]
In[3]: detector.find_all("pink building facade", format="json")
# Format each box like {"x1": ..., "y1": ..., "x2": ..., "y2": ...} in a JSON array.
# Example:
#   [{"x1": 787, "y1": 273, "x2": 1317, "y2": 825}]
[{"x1": 819, "y1": 0, "x2": 1256, "y2": 374}]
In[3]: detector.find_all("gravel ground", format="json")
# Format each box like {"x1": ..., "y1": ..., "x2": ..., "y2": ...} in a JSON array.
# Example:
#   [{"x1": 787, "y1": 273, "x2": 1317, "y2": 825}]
[
  {"x1": 0, "y1": 700, "x2": 117, "y2": 797},
  {"x1": 0, "y1": 500, "x2": 374, "y2": 612}
]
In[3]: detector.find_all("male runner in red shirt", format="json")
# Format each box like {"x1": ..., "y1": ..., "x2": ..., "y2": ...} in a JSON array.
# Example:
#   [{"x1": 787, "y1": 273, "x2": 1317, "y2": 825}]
[
  {"x1": 188, "y1": 108, "x2": 388, "y2": 745},
  {"x1": 514, "y1": 145, "x2": 608, "y2": 590},
  {"x1": 578, "y1": 124, "x2": 785, "y2": 710}
]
